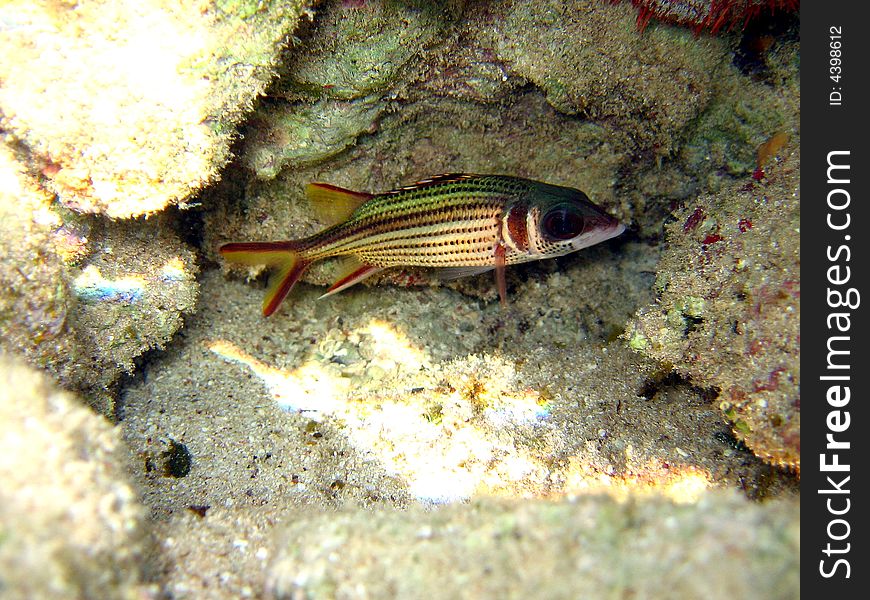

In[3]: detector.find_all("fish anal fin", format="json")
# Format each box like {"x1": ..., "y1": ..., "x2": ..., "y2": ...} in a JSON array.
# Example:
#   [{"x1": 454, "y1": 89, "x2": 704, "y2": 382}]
[
  {"x1": 320, "y1": 256, "x2": 383, "y2": 299},
  {"x1": 305, "y1": 182, "x2": 373, "y2": 226}
]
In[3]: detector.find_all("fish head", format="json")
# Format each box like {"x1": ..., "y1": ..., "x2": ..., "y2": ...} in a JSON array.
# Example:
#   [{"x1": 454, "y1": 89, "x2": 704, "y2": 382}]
[{"x1": 512, "y1": 182, "x2": 625, "y2": 259}]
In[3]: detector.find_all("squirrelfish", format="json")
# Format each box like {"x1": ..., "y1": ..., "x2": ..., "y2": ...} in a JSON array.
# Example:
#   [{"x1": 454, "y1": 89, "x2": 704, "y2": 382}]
[{"x1": 220, "y1": 174, "x2": 625, "y2": 316}]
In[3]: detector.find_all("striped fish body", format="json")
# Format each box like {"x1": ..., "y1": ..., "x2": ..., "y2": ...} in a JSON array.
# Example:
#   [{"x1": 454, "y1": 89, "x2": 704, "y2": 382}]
[
  {"x1": 301, "y1": 175, "x2": 526, "y2": 268},
  {"x1": 220, "y1": 174, "x2": 624, "y2": 316}
]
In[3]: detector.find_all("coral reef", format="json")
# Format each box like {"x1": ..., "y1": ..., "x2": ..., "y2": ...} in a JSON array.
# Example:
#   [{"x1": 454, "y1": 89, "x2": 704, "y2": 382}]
[
  {"x1": 0, "y1": 144, "x2": 198, "y2": 413},
  {"x1": 625, "y1": 148, "x2": 800, "y2": 471},
  {"x1": 619, "y1": 9, "x2": 800, "y2": 472},
  {"x1": 621, "y1": 0, "x2": 799, "y2": 34},
  {"x1": 0, "y1": 357, "x2": 151, "y2": 599},
  {"x1": 274, "y1": 0, "x2": 452, "y2": 102},
  {"x1": 69, "y1": 216, "x2": 199, "y2": 377},
  {"x1": 209, "y1": 0, "x2": 796, "y2": 291},
  {"x1": 679, "y1": 60, "x2": 795, "y2": 181},
  {"x1": 237, "y1": 0, "x2": 727, "y2": 179},
  {"x1": 0, "y1": 144, "x2": 77, "y2": 387},
  {"x1": 480, "y1": 0, "x2": 726, "y2": 153},
  {"x1": 207, "y1": 0, "x2": 755, "y2": 298},
  {"x1": 0, "y1": 0, "x2": 312, "y2": 218},
  {"x1": 0, "y1": 0, "x2": 801, "y2": 597}
]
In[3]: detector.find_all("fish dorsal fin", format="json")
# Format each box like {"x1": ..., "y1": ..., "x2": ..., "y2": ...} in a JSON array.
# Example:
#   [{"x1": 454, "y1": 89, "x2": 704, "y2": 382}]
[
  {"x1": 306, "y1": 182, "x2": 374, "y2": 226},
  {"x1": 382, "y1": 173, "x2": 476, "y2": 195}
]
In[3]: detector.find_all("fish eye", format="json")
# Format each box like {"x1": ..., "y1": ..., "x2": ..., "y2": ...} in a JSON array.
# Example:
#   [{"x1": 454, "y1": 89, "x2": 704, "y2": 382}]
[{"x1": 542, "y1": 205, "x2": 585, "y2": 241}]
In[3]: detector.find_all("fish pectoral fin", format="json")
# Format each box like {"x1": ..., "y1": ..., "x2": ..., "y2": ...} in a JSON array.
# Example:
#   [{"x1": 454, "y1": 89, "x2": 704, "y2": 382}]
[
  {"x1": 436, "y1": 266, "x2": 494, "y2": 281},
  {"x1": 320, "y1": 257, "x2": 384, "y2": 299},
  {"x1": 306, "y1": 182, "x2": 374, "y2": 226},
  {"x1": 494, "y1": 242, "x2": 507, "y2": 308}
]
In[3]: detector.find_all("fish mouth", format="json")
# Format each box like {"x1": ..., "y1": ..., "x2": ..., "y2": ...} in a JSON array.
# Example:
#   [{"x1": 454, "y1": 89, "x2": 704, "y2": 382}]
[
  {"x1": 570, "y1": 217, "x2": 625, "y2": 251},
  {"x1": 610, "y1": 221, "x2": 627, "y2": 238}
]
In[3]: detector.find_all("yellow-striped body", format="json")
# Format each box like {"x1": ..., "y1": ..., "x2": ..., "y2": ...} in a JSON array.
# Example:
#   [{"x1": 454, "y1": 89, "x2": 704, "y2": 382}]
[
  {"x1": 299, "y1": 176, "x2": 511, "y2": 267},
  {"x1": 220, "y1": 174, "x2": 624, "y2": 316}
]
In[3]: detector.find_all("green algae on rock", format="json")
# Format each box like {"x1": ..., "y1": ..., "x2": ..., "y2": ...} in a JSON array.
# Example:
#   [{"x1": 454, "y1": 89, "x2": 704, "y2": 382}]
[
  {"x1": 242, "y1": 97, "x2": 386, "y2": 180},
  {"x1": 274, "y1": 0, "x2": 451, "y2": 102},
  {"x1": 239, "y1": 0, "x2": 453, "y2": 179},
  {"x1": 0, "y1": 357, "x2": 151, "y2": 599},
  {"x1": 0, "y1": 0, "x2": 313, "y2": 218},
  {"x1": 625, "y1": 149, "x2": 800, "y2": 472},
  {"x1": 680, "y1": 61, "x2": 795, "y2": 181},
  {"x1": 222, "y1": 0, "x2": 735, "y2": 258},
  {"x1": 482, "y1": 0, "x2": 728, "y2": 153}
]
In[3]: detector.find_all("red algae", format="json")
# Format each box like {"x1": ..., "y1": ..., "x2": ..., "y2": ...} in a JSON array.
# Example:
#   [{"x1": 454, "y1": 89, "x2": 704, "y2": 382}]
[{"x1": 621, "y1": 0, "x2": 799, "y2": 34}]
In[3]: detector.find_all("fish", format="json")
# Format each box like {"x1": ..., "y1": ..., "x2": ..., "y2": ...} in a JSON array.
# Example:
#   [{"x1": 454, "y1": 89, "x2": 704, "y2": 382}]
[{"x1": 220, "y1": 174, "x2": 625, "y2": 316}]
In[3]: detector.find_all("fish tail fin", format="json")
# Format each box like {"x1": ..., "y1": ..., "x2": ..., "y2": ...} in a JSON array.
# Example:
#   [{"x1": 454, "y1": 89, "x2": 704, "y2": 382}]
[{"x1": 219, "y1": 242, "x2": 310, "y2": 316}]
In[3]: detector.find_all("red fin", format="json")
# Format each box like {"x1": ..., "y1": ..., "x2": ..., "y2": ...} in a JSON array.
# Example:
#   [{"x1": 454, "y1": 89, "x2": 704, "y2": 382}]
[
  {"x1": 219, "y1": 241, "x2": 297, "y2": 266},
  {"x1": 262, "y1": 258, "x2": 310, "y2": 316},
  {"x1": 320, "y1": 256, "x2": 383, "y2": 298},
  {"x1": 494, "y1": 242, "x2": 507, "y2": 308},
  {"x1": 305, "y1": 182, "x2": 373, "y2": 226},
  {"x1": 219, "y1": 241, "x2": 309, "y2": 316}
]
